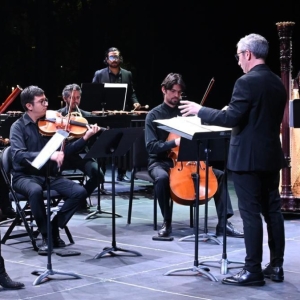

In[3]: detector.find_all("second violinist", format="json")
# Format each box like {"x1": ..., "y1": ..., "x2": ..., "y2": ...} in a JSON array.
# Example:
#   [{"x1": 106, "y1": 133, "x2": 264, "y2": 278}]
[
  {"x1": 145, "y1": 73, "x2": 244, "y2": 239},
  {"x1": 9, "y1": 85, "x2": 100, "y2": 255},
  {"x1": 57, "y1": 84, "x2": 106, "y2": 211}
]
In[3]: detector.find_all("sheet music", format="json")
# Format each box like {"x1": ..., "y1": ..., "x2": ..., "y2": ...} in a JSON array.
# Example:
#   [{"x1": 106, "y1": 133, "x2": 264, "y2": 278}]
[
  {"x1": 31, "y1": 130, "x2": 69, "y2": 170},
  {"x1": 154, "y1": 116, "x2": 231, "y2": 136},
  {"x1": 104, "y1": 83, "x2": 128, "y2": 111}
]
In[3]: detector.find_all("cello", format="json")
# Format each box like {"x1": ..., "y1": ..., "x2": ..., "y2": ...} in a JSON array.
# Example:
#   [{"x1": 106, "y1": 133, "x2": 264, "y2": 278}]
[
  {"x1": 168, "y1": 132, "x2": 218, "y2": 206},
  {"x1": 168, "y1": 78, "x2": 218, "y2": 206}
]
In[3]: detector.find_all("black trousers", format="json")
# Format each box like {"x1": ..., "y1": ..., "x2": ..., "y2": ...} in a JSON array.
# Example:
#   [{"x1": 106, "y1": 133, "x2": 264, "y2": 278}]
[
  {"x1": 149, "y1": 163, "x2": 234, "y2": 225},
  {"x1": 232, "y1": 170, "x2": 285, "y2": 273},
  {"x1": 13, "y1": 175, "x2": 86, "y2": 237},
  {"x1": 62, "y1": 156, "x2": 105, "y2": 197}
]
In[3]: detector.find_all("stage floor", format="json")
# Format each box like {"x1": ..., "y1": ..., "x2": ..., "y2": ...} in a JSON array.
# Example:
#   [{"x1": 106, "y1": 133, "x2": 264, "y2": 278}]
[{"x1": 1, "y1": 175, "x2": 300, "y2": 299}]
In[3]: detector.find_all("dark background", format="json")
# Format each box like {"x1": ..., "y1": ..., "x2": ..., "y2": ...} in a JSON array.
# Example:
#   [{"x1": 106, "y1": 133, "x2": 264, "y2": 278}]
[{"x1": 1, "y1": 0, "x2": 300, "y2": 113}]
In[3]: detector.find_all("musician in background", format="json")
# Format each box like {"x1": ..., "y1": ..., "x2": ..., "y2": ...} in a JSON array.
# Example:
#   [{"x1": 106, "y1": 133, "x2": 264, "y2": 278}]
[
  {"x1": 145, "y1": 73, "x2": 243, "y2": 239},
  {"x1": 9, "y1": 85, "x2": 100, "y2": 255},
  {"x1": 58, "y1": 83, "x2": 106, "y2": 211},
  {"x1": 92, "y1": 46, "x2": 141, "y2": 182},
  {"x1": 179, "y1": 34, "x2": 286, "y2": 286}
]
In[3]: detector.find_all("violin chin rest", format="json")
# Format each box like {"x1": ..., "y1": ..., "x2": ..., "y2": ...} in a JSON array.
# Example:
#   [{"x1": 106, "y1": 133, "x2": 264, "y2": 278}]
[{"x1": 152, "y1": 236, "x2": 174, "y2": 241}]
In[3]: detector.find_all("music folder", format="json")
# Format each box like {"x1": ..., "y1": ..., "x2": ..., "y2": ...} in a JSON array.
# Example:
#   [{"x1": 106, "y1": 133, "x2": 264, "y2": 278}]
[
  {"x1": 30, "y1": 130, "x2": 69, "y2": 169},
  {"x1": 80, "y1": 83, "x2": 128, "y2": 112},
  {"x1": 154, "y1": 116, "x2": 231, "y2": 140}
]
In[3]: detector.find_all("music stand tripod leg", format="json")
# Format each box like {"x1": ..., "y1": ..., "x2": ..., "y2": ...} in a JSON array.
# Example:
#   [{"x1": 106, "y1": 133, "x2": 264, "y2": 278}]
[
  {"x1": 32, "y1": 163, "x2": 81, "y2": 285},
  {"x1": 85, "y1": 158, "x2": 122, "y2": 220}
]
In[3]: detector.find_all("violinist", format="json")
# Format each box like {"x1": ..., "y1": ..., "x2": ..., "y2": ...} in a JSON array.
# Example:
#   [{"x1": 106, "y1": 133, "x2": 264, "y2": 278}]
[
  {"x1": 9, "y1": 85, "x2": 101, "y2": 255},
  {"x1": 145, "y1": 73, "x2": 243, "y2": 238},
  {"x1": 57, "y1": 83, "x2": 106, "y2": 210}
]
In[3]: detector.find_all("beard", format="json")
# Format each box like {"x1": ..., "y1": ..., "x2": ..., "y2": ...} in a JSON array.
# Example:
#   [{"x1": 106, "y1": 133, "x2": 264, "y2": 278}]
[
  {"x1": 167, "y1": 97, "x2": 180, "y2": 107},
  {"x1": 108, "y1": 61, "x2": 120, "y2": 68}
]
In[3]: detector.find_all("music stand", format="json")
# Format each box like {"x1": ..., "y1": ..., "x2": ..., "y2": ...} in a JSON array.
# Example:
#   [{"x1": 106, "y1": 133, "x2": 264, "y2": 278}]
[
  {"x1": 30, "y1": 130, "x2": 81, "y2": 285},
  {"x1": 199, "y1": 138, "x2": 244, "y2": 274},
  {"x1": 177, "y1": 138, "x2": 222, "y2": 245},
  {"x1": 85, "y1": 156, "x2": 122, "y2": 220},
  {"x1": 162, "y1": 138, "x2": 217, "y2": 281},
  {"x1": 85, "y1": 127, "x2": 143, "y2": 258},
  {"x1": 154, "y1": 119, "x2": 233, "y2": 282}
]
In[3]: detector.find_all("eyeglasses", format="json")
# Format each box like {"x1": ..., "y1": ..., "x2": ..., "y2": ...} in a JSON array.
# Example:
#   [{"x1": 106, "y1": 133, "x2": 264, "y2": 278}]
[
  {"x1": 33, "y1": 98, "x2": 49, "y2": 106},
  {"x1": 108, "y1": 55, "x2": 120, "y2": 61},
  {"x1": 235, "y1": 51, "x2": 246, "y2": 61}
]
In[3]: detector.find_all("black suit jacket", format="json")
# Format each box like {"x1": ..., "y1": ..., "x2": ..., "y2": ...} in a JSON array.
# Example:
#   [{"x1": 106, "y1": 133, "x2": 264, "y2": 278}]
[
  {"x1": 92, "y1": 67, "x2": 139, "y2": 107},
  {"x1": 198, "y1": 64, "x2": 287, "y2": 172}
]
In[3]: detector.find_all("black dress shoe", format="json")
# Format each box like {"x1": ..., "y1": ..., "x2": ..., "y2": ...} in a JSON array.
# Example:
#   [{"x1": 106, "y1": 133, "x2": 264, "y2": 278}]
[
  {"x1": 158, "y1": 221, "x2": 172, "y2": 237},
  {"x1": 53, "y1": 236, "x2": 66, "y2": 248},
  {"x1": 117, "y1": 174, "x2": 131, "y2": 182},
  {"x1": 263, "y1": 264, "x2": 284, "y2": 282},
  {"x1": 216, "y1": 221, "x2": 244, "y2": 238},
  {"x1": 0, "y1": 272, "x2": 25, "y2": 289},
  {"x1": 222, "y1": 269, "x2": 265, "y2": 286}
]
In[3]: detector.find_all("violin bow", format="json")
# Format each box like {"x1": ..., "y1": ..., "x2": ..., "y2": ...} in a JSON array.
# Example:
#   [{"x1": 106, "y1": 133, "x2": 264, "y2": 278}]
[
  {"x1": 200, "y1": 77, "x2": 215, "y2": 106},
  {"x1": 58, "y1": 85, "x2": 77, "y2": 163}
]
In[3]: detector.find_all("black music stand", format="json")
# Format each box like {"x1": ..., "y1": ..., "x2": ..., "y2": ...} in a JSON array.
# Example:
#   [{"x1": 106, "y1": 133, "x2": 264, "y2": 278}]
[
  {"x1": 163, "y1": 138, "x2": 218, "y2": 281},
  {"x1": 30, "y1": 131, "x2": 81, "y2": 285},
  {"x1": 199, "y1": 138, "x2": 244, "y2": 274},
  {"x1": 85, "y1": 127, "x2": 143, "y2": 258},
  {"x1": 177, "y1": 138, "x2": 222, "y2": 245},
  {"x1": 85, "y1": 156, "x2": 122, "y2": 220}
]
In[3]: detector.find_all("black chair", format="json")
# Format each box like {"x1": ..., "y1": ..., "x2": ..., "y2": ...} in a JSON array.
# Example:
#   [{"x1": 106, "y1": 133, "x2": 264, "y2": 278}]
[
  {"x1": 0, "y1": 146, "x2": 74, "y2": 250},
  {"x1": 127, "y1": 131, "x2": 194, "y2": 230},
  {"x1": 127, "y1": 130, "x2": 158, "y2": 230}
]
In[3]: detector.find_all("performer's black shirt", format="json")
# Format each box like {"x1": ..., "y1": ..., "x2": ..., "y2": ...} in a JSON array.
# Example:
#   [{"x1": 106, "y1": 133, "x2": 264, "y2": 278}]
[
  {"x1": 10, "y1": 113, "x2": 87, "y2": 180},
  {"x1": 145, "y1": 102, "x2": 181, "y2": 170}
]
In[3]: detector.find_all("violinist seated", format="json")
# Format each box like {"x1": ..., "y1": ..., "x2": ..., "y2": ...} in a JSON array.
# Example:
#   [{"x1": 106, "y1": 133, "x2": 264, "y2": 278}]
[
  {"x1": 57, "y1": 83, "x2": 106, "y2": 211},
  {"x1": 9, "y1": 85, "x2": 101, "y2": 255},
  {"x1": 145, "y1": 73, "x2": 244, "y2": 238}
]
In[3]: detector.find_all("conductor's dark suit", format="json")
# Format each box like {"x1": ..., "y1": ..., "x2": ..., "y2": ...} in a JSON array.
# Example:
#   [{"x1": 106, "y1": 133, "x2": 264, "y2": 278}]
[
  {"x1": 92, "y1": 67, "x2": 139, "y2": 110},
  {"x1": 198, "y1": 64, "x2": 287, "y2": 273}
]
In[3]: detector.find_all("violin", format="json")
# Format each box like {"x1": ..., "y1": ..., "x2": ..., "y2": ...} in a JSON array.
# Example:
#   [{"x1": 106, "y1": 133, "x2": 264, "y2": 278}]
[
  {"x1": 167, "y1": 133, "x2": 218, "y2": 206},
  {"x1": 38, "y1": 110, "x2": 106, "y2": 138},
  {"x1": 0, "y1": 136, "x2": 10, "y2": 146},
  {"x1": 168, "y1": 78, "x2": 218, "y2": 206}
]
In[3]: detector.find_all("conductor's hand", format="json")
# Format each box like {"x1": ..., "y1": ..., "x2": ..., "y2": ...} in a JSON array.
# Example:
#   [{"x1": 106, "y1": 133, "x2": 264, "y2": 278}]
[
  {"x1": 83, "y1": 124, "x2": 101, "y2": 140},
  {"x1": 178, "y1": 100, "x2": 202, "y2": 117},
  {"x1": 51, "y1": 151, "x2": 64, "y2": 168},
  {"x1": 133, "y1": 103, "x2": 141, "y2": 109},
  {"x1": 175, "y1": 137, "x2": 181, "y2": 146}
]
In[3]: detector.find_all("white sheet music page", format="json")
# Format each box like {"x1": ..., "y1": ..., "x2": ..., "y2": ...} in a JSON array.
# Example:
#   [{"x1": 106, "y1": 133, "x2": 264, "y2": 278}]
[
  {"x1": 31, "y1": 129, "x2": 69, "y2": 170},
  {"x1": 154, "y1": 116, "x2": 231, "y2": 136}
]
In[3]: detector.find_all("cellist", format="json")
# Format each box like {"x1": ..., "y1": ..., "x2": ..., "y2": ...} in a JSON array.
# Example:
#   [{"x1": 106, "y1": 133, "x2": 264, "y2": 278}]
[{"x1": 145, "y1": 73, "x2": 244, "y2": 238}]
